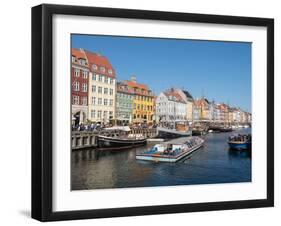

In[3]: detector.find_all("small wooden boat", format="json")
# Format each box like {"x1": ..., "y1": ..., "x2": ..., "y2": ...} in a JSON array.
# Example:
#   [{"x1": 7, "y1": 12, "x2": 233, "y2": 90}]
[
  {"x1": 228, "y1": 134, "x2": 251, "y2": 150},
  {"x1": 157, "y1": 127, "x2": 192, "y2": 138},
  {"x1": 97, "y1": 126, "x2": 147, "y2": 150},
  {"x1": 97, "y1": 134, "x2": 147, "y2": 150},
  {"x1": 136, "y1": 137, "x2": 204, "y2": 162},
  {"x1": 220, "y1": 127, "x2": 233, "y2": 132}
]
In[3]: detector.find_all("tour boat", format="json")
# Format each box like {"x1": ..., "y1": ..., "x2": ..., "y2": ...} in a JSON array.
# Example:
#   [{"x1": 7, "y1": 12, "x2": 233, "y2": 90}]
[
  {"x1": 136, "y1": 136, "x2": 204, "y2": 162},
  {"x1": 228, "y1": 134, "x2": 251, "y2": 150},
  {"x1": 97, "y1": 126, "x2": 147, "y2": 150}
]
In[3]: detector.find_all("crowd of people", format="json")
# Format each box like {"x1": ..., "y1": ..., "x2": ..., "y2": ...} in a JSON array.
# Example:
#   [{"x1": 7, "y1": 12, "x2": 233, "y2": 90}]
[{"x1": 72, "y1": 121, "x2": 158, "y2": 132}]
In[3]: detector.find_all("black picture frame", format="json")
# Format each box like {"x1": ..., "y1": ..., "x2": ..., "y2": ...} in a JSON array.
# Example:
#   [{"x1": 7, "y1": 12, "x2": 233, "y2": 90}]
[{"x1": 32, "y1": 4, "x2": 274, "y2": 222}]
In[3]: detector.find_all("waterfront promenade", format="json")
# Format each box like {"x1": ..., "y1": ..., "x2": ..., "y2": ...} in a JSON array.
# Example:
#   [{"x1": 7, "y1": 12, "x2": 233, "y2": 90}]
[{"x1": 72, "y1": 128, "x2": 157, "y2": 150}]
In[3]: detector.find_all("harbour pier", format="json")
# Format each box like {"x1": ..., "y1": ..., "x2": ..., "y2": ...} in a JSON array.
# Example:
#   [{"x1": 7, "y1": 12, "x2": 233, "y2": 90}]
[{"x1": 72, "y1": 128, "x2": 157, "y2": 150}]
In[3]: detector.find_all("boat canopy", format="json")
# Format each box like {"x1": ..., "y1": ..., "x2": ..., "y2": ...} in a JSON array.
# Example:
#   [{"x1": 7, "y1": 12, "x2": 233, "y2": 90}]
[{"x1": 104, "y1": 126, "x2": 131, "y2": 132}]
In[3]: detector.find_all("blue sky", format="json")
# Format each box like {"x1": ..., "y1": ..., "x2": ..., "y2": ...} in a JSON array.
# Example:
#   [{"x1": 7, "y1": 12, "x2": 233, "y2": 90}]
[{"x1": 72, "y1": 34, "x2": 251, "y2": 112}]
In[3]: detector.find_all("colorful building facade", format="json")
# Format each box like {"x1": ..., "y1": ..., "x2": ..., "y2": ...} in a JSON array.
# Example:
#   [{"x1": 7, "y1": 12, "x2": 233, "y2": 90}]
[
  {"x1": 71, "y1": 48, "x2": 90, "y2": 125},
  {"x1": 193, "y1": 98, "x2": 211, "y2": 121},
  {"x1": 176, "y1": 89, "x2": 194, "y2": 121},
  {"x1": 116, "y1": 82, "x2": 134, "y2": 124},
  {"x1": 124, "y1": 76, "x2": 155, "y2": 124},
  {"x1": 84, "y1": 49, "x2": 116, "y2": 123},
  {"x1": 156, "y1": 89, "x2": 187, "y2": 122}
]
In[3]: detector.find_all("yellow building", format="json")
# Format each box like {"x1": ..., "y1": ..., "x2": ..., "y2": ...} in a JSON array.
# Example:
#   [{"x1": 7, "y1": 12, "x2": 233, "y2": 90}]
[{"x1": 124, "y1": 76, "x2": 155, "y2": 124}]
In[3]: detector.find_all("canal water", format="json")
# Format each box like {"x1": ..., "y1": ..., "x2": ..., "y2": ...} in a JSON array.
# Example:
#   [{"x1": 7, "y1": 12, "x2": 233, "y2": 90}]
[{"x1": 71, "y1": 128, "x2": 251, "y2": 190}]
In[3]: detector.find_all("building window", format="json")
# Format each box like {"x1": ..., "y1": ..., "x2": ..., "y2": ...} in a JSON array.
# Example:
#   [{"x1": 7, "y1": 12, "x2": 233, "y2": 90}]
[
  {"x1": 109, "y1": 99, "x2": 113, "y2": 106},
  {"x1": 81, "y1": 97, "x2": 87, "y2": 105},
  {"x1": 100, "y1": 66, "x2": 105, "y2": 73},
  {"x1": 109, "y1": 111, "x2": 113, "y2": 118},
  {"x1": 98, "y1": 86, "x2": 102, "y2": 94},
  {"x1": 92, "y1": 64, "x2": 97, "y2": 70},
  {"x1": 104, "y1": 88, "x2": 108, "y2": 95},
  {"x1": 73, "y1": 81, "x2": 79, "y2": 91},
  {"x1": 92, "y1": 74, "x2": 96, "y2": 81},
  {"x1": 82, "y1": 83, "x2": 87, "y2": 92},
  {"x1": 91, "y1": 97, "x2": 96, "y2": 105},
  {"x1": 91, "y1": 110, "x2": 96, "y2": 118},
  {"x1": 109, "y1": 88, "x2": 113, "y2": 95},
  {"x1": 104, "y1": 76, "x2": 108, "y2": 83},
  {"x1": 108, "y1": 69, "x2": 113, "y2": 74},
  {"x1": 109, "y1": 78, "x2": 114, "y2": 85},
  {"x1": 74, "y1": 68, "x2": 80, "y2": 77},
  {"x1": 103, "y1": 111, "x2": 108, "y2": 119},
  {"x1": 80, "y1": 59, "x2": 86, "y2": 66},
  {"x1": 72, "y1": 95, "x2": 79, "y2": 105},
  {"x1": 98, "y1": 74, "x2": 103, "y2": 82},
  {"x1": 72, "y1": 56, "x2": 76, "y2": 63},
  {"x1": 92, "y1": 85, "x2": 96, "y2": 92},
  {"x1": 98, "y1": 98, "x2": 102, "y2": 105},
  {"x1": 82, "y1": 70, "x2": 88, "y2": 78},
  {"x1": 104, "y1": 98, "x2": 108, "y2": 106},
  {"x1": 97, "y1": 110, "x2": 102, "y2": 119}
]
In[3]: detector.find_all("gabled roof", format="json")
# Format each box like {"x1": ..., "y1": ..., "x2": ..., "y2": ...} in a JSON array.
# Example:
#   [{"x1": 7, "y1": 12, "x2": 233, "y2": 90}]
[
  {"x1": 72, "y1": 48, "x2": 86, "y2": 59},
  {"x1": 194, "y1": 98, "x2": 210, "y2": 107},
  {"x1": 182, "y1": 90, "x2": 193, "y2": 100},
  {"x1": 163, "y1": 89, "x2": 185, "y2": 103},
  {"x1": 83, "y1": 49, "x2": 116, "y2": 78},
  {"x1": 124, "y1": 81, "x2": 149, "y2": 90}
]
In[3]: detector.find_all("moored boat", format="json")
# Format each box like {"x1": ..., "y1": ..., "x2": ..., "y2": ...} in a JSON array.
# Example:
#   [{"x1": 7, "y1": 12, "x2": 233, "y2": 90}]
[
  {"x1": 97, "y1": 134, "x2": 147, "y2": 150},
  {"x1": 157, "y1": 126, "x2": 192, "y2": 138},
  {"x1": 97, "y1": 126, "x2": 147, "y2": 150},
  {"x1": 136, "y1": 136, "x2": 204, "y2": 162},
  {"x1": 228, "y1": 134, "x2": 251, "y2": 150}
]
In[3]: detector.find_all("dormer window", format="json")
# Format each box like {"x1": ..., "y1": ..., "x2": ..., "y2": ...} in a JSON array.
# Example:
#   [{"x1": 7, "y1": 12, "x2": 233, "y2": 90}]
[
  {"x1": 72, "y1": 56, "x2": 76, "y2": 63},
  {"x1": 92, "y1": 64, "x2": 98, "y2": 70},
  {"x1": 79, "y1": 59, "x2": 86, "y2": 66},
  {"x1": 108, "y1": 69, "x2": 113, "y2": 74},
  {"x1": 100, "y1": 66, "x2": 105, "y2": 73}
]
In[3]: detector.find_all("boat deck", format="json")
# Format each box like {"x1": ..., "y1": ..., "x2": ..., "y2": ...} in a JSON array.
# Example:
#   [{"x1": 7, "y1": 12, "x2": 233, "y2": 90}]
[{"x1": 136, "y1": 138, "x2": 204, "y2": 163}]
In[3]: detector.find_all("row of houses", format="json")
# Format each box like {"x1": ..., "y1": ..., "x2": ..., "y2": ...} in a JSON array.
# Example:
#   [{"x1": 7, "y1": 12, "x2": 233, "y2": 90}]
[
  {"x1": 71, "y1": 48, "x2": 251, "y2": 126},
  {"x1": 71, "y1": 48, "x2": 155, "y2": 125},
  {"x1": 192, "y1": 98, "x2": 251, "y2": 123},
  {"x1": 155, "y1": 90, "x2": 251, "y2": 124}
]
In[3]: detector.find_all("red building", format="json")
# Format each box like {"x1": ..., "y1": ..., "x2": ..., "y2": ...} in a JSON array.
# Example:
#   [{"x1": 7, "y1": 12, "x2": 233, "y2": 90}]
[{"x1": 71, "y1": 48, "x2": 90, "y2": 125}]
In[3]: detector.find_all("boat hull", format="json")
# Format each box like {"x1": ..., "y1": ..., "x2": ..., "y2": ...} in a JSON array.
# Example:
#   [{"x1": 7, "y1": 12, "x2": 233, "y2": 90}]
[
  {"x1": 136, "y1": 143, "x2": 203, "y2": 163},
  {"x1": 97, "y1": 135, "x2": 147, "y2": 150},
  {"x1": 228, "y1": 142, "x2": 251, "y2": 150},
  {"x1": 157, "y1": 127, "x2": 191, "y2": 139}
]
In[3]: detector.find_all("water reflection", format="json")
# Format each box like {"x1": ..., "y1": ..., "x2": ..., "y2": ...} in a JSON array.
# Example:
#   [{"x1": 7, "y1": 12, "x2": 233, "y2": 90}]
[
  {"x1": 228, "y1": 148, "x2": 252, "y2": 159},
  {"x1": 71, "y1": 128, "x2": 252, "y2": 190}
]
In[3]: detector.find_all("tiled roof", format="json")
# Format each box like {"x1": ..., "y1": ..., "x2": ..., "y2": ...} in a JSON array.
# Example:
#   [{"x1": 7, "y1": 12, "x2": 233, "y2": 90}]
[
  {"x1": 124, "y1": 81, "x2": 149, "y2": 90},
  {"x1": 72, "y1": 48, "x2": 86, "y2": 59},
  {"x1": 194, "y1": 98, "x2": 210, "y2": 107},
  {"x1": 83, "y1": 49, "x2": 116, "y2": 78},
  {"x1": 164, "y1": 90, "x2": 185, "y2": 103},
  {"x1": 117, "y1": 82, "x2": 134, "y2": 95},
  {"x1": 182, "y1": 90, "x2": 193, "y2": 100}
]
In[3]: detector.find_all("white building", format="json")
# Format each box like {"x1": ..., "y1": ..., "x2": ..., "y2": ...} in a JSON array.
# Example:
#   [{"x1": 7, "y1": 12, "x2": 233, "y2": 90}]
[
  {"x1": 156, "y1": 89, "x2": 187, "y2": 122},
  {"x1": 175, "y1": 89, "x2": 194, "y2": 121},
  {"x1": 84, "y1": 50, "x2": 116, "y2": 123}
]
